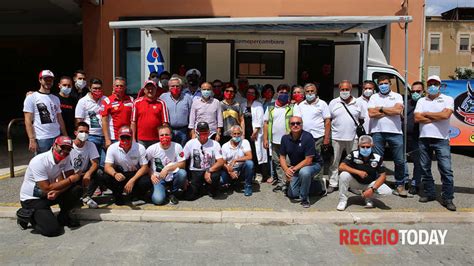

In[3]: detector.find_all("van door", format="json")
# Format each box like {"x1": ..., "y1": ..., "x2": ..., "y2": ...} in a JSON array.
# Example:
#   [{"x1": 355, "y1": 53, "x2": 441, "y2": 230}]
[
  {"x1": 334, "y1": 42, "x2": 363, "y2": 97},
  {"x1": 298, "y1": 40, "x2": 334, "y2": 102},
  {"x1": 170, "y1": 38, "x2": 206, "y2": 79},
  {"x1": 206, "y1": 40, "x2": 234, "y2": 83}
]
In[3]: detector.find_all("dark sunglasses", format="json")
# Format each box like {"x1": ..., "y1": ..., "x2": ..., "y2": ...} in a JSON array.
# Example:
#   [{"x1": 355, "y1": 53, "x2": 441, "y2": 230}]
[
  {"x1": 120, "y1": 135, "x2": 132, "y2": 140},
  {"x1": 360, "y1": 145, "x2": 371, "y2": 148},
  {"x1": 290, "y1": 122, "x2": 302, "y2": 126}
]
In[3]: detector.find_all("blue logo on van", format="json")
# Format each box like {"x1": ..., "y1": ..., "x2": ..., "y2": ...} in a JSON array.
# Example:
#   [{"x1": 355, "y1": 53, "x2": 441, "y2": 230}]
[{"x1": 146, "y1": 47, "x2": 165, "y2": 74}]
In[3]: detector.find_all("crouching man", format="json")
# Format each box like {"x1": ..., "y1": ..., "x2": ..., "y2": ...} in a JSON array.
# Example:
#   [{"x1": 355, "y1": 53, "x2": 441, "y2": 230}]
[
  {"x1": 336, "y1": 135, "x2": 388, "y2": 211},
  {"x1": 221, "y1": 125, "x2": 254, "y2": 196},
  {"x1": 279, "y1": 116, "x2": 324, "y2": 208},
  {"x1": 102, "y1": 126, "x2": 152, "y2": 205},
  {"x1": 18, "y1": 136, "x2": 82, "y2": 237},
  {"x1": 146, "y1": 125, "x2": 187, "y2": 205}
]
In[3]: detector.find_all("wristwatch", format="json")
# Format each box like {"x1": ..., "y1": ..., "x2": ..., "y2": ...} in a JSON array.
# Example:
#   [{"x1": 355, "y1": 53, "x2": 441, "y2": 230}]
[
  {"x1": 379, "y1": 107, "x2": 384, "y2": 114},
  {"x1": 370, "y1": 187, "x2": 378, "y2": 193}
]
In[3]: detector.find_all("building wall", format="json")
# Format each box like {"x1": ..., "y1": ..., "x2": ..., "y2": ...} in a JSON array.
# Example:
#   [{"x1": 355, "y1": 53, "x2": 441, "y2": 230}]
[
  {"x1": 424, "y1": 18, "x2": 474, "y2": 80},
  {"x1": 82, "y1": 0, "x2": 424, "y2": 93}
]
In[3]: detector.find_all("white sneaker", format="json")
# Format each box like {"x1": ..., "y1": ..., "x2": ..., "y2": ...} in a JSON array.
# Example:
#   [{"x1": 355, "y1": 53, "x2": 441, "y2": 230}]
[
  {"x1": 336, "y1": 200, "x2": 347, "y2": 211},
  {"x1": 365, "y1": 198, "x2": 374, "y2": 208},
  {"x1": 82, "y1": 196, "x2": 99, "y2": 209}
]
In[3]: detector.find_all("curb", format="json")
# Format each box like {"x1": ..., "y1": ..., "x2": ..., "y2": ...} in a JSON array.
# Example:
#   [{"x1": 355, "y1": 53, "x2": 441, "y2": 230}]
[
  {"x1": 0, "y1": 207, "x2": 472, "y2": 224},
  {"x1": 0, "y1": 166, "x2": 27, "y2": 180}
]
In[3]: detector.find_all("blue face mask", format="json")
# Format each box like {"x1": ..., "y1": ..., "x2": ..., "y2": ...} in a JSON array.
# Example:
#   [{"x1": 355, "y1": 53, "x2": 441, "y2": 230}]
[
  {"x1": 60, "y1": 86, "x2": 72, "y2": 95},
  {"x1": 305, "y1": 94, "x2": 316, "y2": 102},
  {"x1": 232, "y1": 136, "x2": 241, "y2": 143},
  {"x1": 201, "y1": 90, "x2": 213, "y2": 99},
  {"x1": 378, "y1": 84, "x2": 390, "y2": 95},
  {"x1": 411, "y1": 92, "x2": 421, "y2": 101},
  {"x1": 359, "y1": 147, "x2": 372, "y2": 157},
  {"x1": 427, "y1": 85, "x2": 440, "y2": 96},
  {"x1": 277, "y1": 93, "x2": 289, "y2": 104}
]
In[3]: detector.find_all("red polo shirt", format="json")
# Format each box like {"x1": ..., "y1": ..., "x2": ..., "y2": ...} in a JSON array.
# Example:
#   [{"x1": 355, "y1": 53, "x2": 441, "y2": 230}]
[
  {"x1": 132, "y1": 96, "x2": 169, "y2": 141},
  {"x1": 100, "y1": 94, "x2": 134, "y2": 140}
]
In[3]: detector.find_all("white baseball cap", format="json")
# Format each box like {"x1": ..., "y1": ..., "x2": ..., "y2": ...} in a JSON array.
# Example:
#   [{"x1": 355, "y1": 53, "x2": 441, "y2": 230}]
[
  {"x1": 185, "y1": 68, "x2": 201, "y2": 78},
  {"x1": 427, "y1": 75, "x2": 441, "y2": 83},
  {"x1": 39, "y1": 70, "x2": 55, "y2": 79}
]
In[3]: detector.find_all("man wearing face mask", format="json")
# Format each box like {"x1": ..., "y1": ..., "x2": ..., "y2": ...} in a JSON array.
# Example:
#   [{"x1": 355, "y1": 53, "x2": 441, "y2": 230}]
[
  {"x1": 189, "y1": 82, "x2": 223, "y2": 142},
  {"x1": 336, "y1": 135, "x2": 388, "y2": 211},
  {"x1": 101, "y1": 77, "x2": 134, "y2": 149},
  {"x1": 183, "y1": 122, "x2": 224, "y2": 200},
  {"x1": 102, "y1": 126, "x2": 151, "y2": 205},
  {"x1": 327, "y1": 80, "x2": 365, "y2": 193},
  {"x1": 356, "y1": 80, "x2": 376, "y2": 133},
  {"x1": 220, "y1": 125, "x2": 254, "y2": 196},
  {"x1": 183, "y1": 69, "x2": 202, "y2": 100},
  {"x1": 146, "y1": 125, "x2": 187, "y2": 205},
  {"x1": 368, "y1": 75, "x2": 406, "y2": 197},
  {"x1": 75, "y1": 78, "x2": 107, "y2": 166},
  {"x1": 69, "y1": 122, "x2": 100, "y2": 209},
  {"x1": 131, "y1": 80, "x2": 169, "y2": 148},
  {"x1": 404, "y1": 81, "x2": 423, "y2": 195},
  {"x1": 71, "y1": 70, "x2": 88, "y2": 101},
  {"x1": 293, "y1": 83, "x2": 331, "y2": 182},
  {"x1": 137, "y1": 71, "x2": 165, "y2": 98},
  {"x1": 414, "y1": 75, "x2": 456, "y2": 211},
  {"x1": 160, "y1": 77, "x2": 193, "y2": 147},
  {"x1": 56, "y1": 76, "x2": 77, "y2": 138},
  {"x1": 18, "y1": 136, "x2": 82, "y2": 236},
  {"x1": 24, "y1": 70, "x2": 68, "y2": 154},
  {"x1": 159, "y1": 71, "x2": 171, "y2": 91},
  {"x1": 291, "y1": 85, "x2": 305, "y2": 105},
  {"x1": 263, "y1": 84, "x2": 293, "y2": 192}
]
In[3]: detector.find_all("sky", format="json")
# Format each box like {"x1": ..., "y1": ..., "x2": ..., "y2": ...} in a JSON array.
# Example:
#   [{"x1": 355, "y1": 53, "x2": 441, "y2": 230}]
[{"x1": 426, "y1": 0, "x2": 474, "y2": 16}]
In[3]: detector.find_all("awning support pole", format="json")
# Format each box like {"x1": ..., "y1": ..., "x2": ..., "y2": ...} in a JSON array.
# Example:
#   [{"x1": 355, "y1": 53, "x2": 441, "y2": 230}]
[
  {"x1": 112, "y1": 29, "x2": 116, "y2": 81},
  {"x1": 403, "y1": 19, "x2": 409, "y2": 170}
]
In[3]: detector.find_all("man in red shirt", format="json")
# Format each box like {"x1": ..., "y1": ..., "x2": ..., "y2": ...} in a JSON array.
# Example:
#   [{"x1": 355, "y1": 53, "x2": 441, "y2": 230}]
[
  {"x1": 100, "y1": 77, "x2": 134, "y2": 149},
  {"x1": 131, "y1": 80, "x2": 169, "y2": 148}
]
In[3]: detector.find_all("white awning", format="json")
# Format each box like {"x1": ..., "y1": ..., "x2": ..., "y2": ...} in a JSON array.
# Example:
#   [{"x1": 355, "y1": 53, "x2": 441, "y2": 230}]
[{"x1": 109, "y1": 16, "x2": 412, "y2": 34}]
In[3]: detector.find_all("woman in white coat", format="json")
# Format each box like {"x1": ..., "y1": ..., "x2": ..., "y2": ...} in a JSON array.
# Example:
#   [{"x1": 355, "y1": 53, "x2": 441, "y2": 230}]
[{"x1": 240, "y1": 85, "x2": 269, "y2": 182}]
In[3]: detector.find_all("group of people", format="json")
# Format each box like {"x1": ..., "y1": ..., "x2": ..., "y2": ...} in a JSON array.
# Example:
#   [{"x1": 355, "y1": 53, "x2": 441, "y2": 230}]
[{"x1": 18, "y1": 68, "x2": 456, "y2": 237}]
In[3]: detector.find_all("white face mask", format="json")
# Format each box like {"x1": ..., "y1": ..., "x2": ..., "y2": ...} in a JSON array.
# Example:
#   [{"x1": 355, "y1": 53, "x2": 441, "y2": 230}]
[
  {"x1": 77, "y1": 132, "x2": 89, "y2": 142},
  {"x1": 363, "y1": 89, "x2": 374, "y2": 98},
  {"x1": 76, "y1": 79, "x2": 87, "y2": 89},
  {"x1": 340, "y1": 91, "x2": 351, "y2": 100}
]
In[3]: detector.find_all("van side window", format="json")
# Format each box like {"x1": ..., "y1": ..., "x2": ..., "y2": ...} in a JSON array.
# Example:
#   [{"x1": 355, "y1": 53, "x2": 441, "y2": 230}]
[{"x1": 372, "y1": 72, "x2": 406, "y2": 95}]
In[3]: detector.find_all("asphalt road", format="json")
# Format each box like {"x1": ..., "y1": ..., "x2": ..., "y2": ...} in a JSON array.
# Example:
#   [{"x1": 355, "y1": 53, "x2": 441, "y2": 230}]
[{"x1": 0, "y1": 219, "x2": 472, "y2": 265}]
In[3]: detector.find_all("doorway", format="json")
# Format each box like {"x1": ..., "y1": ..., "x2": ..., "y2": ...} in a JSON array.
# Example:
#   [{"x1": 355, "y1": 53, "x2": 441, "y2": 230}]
[{"x1": 170, "y1": 38, "x2": 206, "y2": 80}]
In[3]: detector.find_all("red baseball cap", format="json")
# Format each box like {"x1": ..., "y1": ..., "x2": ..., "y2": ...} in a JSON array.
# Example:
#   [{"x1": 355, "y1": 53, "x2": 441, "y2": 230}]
[
  {"x1": 54, "y1": 136, "x2": 73, "y2": 147},
  {"x1": 143, "y1": 80, "x2": 157, "y2": 88},
  {"x1": 118, "y1": 126, "x2": 132, "y2": 137},
  {"x1": 39, "y1": 70, "x2": 55, "y2": 79}
]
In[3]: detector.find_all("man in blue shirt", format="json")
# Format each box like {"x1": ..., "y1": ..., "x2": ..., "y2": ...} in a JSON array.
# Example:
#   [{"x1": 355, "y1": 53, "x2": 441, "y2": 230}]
[
  {"x1": 280, "y1": 116, "x2": 324, "y2": 208},
  {"x1": 160, "y1": 77, "x2": 193, "y2": 147}
]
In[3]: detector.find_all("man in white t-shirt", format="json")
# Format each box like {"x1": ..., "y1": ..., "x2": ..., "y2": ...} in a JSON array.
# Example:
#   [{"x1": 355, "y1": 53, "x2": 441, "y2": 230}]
[
  {"x1": 18, "y1": 136, "x2": 82, "y2": 237},
  {"x1": 414, "y1": 75, "x2": 456, "y2": 211},
  {"x1": 356, "y1": 80, "x2": 376, "y2": 133},
  {"x1": 293, "y1": 83, "x2": 331, "y2": 181},
  {"x1": 263, "y1": 84, "x2": 293, "y2": 192},
  {"x1": 70, "y1": 122, "x2": 100, "y2": 209},
  {"x1": 146, "y1": 125, "x2": 187, "y2": 205},
  {"x1": 23, "y1": 70, "x2": 68, "y2": 154},
  {"x1": 221, "y1": 125, "x2": 254, "y2": 196},
  {"x1": 75, "y1": 78, "x2": 107, "y2": 166},
  {"x1": 327, "y1": 80, "x2": 364, "y2": 193},
  {"x1": 368, "y1": 75, "x2": 407, "y2": 197},
  {"x1": 103, "y1": 126, "x2": 151, "y2": 205},
  {"x1": 183, "y1": 122, "x2": 224, "y2": 200}
]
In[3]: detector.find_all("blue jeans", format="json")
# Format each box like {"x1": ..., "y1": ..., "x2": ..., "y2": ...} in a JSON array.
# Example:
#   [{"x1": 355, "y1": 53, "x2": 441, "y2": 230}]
[
  {"x1": 151, "y1": 169, "x2": 187, "y2": 205},
  {"x1": 287, "y1": 163, "x2": 322, "y2": 202},
  {"x1": 88, "y1": 134, "x2": 106, "y2": 168},
  {"x1": 36, "y1": 137, "x2": 56, "y2": 154},
  {"x1": 419, "y1": 138, "x2": 454, "y2": 200},
  {"x1": 404, "y1": 136, "x2": 422, "y2": 187},
  {"x1": 372, "y1": 132, "x2": 405, "y2": 186},
  {"x1": 172, "y1": 128, "x2": 189, "y2": 147},
  {"x1": 221, "y1": 160, "x2": 254, "y2": 187}
]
